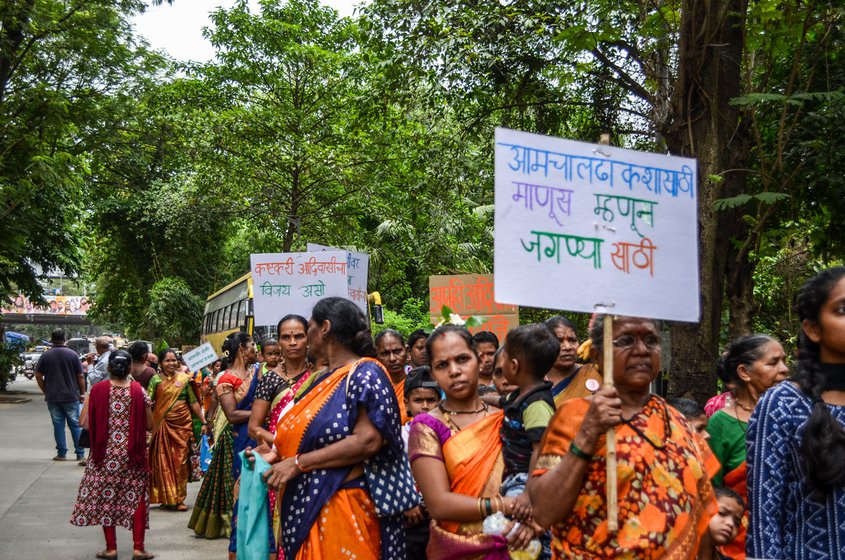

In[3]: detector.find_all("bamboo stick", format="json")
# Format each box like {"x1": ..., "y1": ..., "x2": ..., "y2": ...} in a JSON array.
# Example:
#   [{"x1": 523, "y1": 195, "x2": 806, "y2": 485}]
[{"x1": 602, "y1": 314, "x2": 618, "y2": 531}]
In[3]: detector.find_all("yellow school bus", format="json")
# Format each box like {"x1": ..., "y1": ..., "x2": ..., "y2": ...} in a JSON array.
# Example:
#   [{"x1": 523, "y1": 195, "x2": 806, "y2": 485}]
[{"x1": 201, "y1": 272, "x2": 254, "y2": 355}]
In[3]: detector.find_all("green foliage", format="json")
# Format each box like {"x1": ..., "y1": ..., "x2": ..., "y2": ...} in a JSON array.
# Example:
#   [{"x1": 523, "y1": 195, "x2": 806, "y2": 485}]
[
  {"x1": 0, "y1": 0, "x2": 150, "y2": 301},
  {"x1": 145, "y1": 277, "x2": 204, "y2": 346}
]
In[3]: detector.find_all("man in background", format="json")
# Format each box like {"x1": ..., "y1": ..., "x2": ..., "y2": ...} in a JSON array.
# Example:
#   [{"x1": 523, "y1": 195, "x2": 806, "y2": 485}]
[
  {"x1": 35, "y1": 329, "x2": 86, "y2": 462},
  {"x1": 85, "y1": 336, "x2": 113, "y2": 388}
]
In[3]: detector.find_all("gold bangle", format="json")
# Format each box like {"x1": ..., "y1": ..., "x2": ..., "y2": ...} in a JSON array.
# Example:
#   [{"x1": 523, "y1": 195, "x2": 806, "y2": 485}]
[{"x1": 478, "y1": 498, "x2": 485, "y2": 518}]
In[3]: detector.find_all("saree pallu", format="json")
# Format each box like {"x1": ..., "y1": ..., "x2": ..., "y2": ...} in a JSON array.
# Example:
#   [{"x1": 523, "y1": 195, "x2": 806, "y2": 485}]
[
  {"x1": 274, "y1": 359, "x2": 406, "y2": 560},
  {"x1": 534, "y1": 395, "x2": 719, "y2": 559},
  {"x1": 189, "y1": 370, "x2": 257, "y2": 539},
  {"x1": 189, "y1": 424, "x2": 235, "y2": 539},
  {"x1": 719, "y1": 462, "x2": 747, "y2": 560},
  {"x1": 393, "y1": 377, "x2": 410, "y2": 425},
  {"x1": 268, "y1": 372, "x2": 311, "y2": 548},
  {"x1": 149, "y1": 373, "x2": 195, "y2": 505},
  {"x1": 228, "y1": 375, "x2": 260, "y2": 553},
  {"x1": 413, "y1": 411, "x2": 509, "y2": 560},
  {"x1": 552, "y1": 364, "x2": 603, "y2": 408}
]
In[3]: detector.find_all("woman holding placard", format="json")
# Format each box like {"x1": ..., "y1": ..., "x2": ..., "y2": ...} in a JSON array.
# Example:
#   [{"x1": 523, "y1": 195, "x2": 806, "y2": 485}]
[
  {"x1": 747, "y1": 267, "x2": 845, "y2": 560},
  {"x1": 529, "y1": 316, "x2": 719, "y2": 558}
]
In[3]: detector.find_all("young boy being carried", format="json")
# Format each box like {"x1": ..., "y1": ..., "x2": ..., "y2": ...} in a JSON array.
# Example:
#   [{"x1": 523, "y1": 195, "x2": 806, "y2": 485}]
[{"x1": 499, "y1": 323, "x2": 560, "y2": 558}]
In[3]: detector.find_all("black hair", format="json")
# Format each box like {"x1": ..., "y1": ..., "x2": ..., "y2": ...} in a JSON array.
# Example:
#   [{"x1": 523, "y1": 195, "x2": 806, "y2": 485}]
[
  {"x1": 277, "y1": 314, "x2": 308, "y2": 338},
  {"x1": 504, "y1": 323, "x2": 560, "y2": 380},
  {"x1": 544, "y1": 315, "x2": 577, "y2": 336},
  {"x1": 404, "y1": 366, "x2": 440, "y2": 398},
  {"x1": 375, "y1": 329, "x2": 405, "y2": 347},
  {"x1": 426, "y1": 325, "x2": 476, "y2": 364},
  {"x1": 588, "y1": 315, "x2": 659, "y2": 352},
  {"x1": 714, "y1": 486, "x2": 745, "y2": 510},
  {"x1": 407, "y1": 328, "x2": 428, "y2": 348},
  {"x1": 793, "y1": 266, "x2": 845, "y2": 493},
  {"x1": 717, "y1": 334, "x2": 778, "y2": 386},
  {"x1": 157, "y1": 347, "x2": 177, "y2": 364},
  {"x1": 221, "y1": 331, "x2": 253, "y2": 369},
  {"x1": 493, "y1": 345, "x2": 506, "y2": 367},
  {"x1": 109, "y1": 349, "x2": 132, "y2": 379},
  {"x1": 311, "y1": 297, "x2": 375, "y2": 358},
  {"x1": 260, "y1": 337, "x2": 280, "y2": 349},
  {"x1": 666, "y1": 397, "x2": 705, "y2": 419},
  {"x1": 51, "y1": 328, "x2": 66, "y2": 343},
  {"x1": 472, "y1": 330, "x2": 499, "y2": 348},
  {"x1": 128, "y1": 341, "x2": 149, "y2": 364}
]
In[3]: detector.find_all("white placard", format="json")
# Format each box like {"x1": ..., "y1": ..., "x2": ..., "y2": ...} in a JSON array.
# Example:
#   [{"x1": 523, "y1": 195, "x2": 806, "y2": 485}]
[
  {"x1": 494, "y1": 127, "x2": 700, "y2": 322},
  {"x1": 250, "y1": 251, "x2": 350, "y2": 326},
  {"x1": 182, "y1": 342, "x2": 218, "y2": 372},
  {"x1": 307, "y1": 244, "x2": 370, "y2": 314}
]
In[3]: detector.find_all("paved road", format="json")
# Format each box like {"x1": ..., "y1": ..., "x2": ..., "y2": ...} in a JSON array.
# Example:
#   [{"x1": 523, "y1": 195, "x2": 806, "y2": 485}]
[{"x1": 0, "y1": 377, "x2": 225, "y2": 560}]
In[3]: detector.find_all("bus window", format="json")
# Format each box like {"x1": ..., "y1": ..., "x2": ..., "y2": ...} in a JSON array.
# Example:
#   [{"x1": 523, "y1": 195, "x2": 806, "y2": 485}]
[
  {"x1": 231, "y1": 301, "x2": 241, "y2": 330},
  {"x1": 226, "y1": 303, "x2": 236, "y2": 330},
  {"x1": 215, "y1": 309, "x2": 223, "y2": 332},
  {"x1": 238, "y1": 299, "x2": 247, "y2": 326}
]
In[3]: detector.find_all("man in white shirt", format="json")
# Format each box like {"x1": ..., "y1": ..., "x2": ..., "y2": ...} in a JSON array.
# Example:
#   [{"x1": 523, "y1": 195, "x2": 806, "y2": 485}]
[{"x1": 85, "y1": 336, "x2": 113, "y2": 388}]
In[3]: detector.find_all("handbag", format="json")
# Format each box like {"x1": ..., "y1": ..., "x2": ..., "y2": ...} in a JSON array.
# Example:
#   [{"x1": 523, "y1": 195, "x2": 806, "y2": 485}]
[
  {"x1": 346, "y1": 360, "x2": 421, "y2": 517},
  {"x1": 200, "y1": 434, "x2": 212, "y2": 472},
  {"x1": 364, "y1": 453, "x2": 421, "y2": 517},
  {"x1": 78, "y1": 428, "x2": 91, "y2": 448},
  {"x1": 187, "y1": 438, "x2": 204, "y2": 482}
]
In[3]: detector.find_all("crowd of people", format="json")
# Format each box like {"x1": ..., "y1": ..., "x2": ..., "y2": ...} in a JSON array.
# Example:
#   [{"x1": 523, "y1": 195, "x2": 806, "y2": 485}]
[{"x1": 33, "y1": 267, "x2": 845, "y2": 559}]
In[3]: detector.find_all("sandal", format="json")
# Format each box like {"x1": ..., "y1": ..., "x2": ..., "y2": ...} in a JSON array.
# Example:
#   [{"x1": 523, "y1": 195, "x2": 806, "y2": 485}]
[
  {"x1": 175, "y1": 503, "x2": 188, "y2": 512},
  {"x1": 96, "y1": 551, "x2": 117, "y2": 560},
  {"x1": 132, "y1": 551, "x2": 155, "y2": 560}
]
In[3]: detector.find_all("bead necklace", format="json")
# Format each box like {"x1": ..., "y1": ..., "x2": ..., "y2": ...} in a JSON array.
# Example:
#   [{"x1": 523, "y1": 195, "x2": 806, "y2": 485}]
[{"x1": 439, "y1": 401, "x2": 489, "y2": 432}]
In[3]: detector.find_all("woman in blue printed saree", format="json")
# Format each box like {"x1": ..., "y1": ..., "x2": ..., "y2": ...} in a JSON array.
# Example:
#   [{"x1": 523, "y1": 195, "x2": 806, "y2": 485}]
[
  {"x1": 256, "y1": 297, "x2": 411, "y2": 560},
  {"x1": 189, "y1": 332, "x2": 258, "y2": 541}
]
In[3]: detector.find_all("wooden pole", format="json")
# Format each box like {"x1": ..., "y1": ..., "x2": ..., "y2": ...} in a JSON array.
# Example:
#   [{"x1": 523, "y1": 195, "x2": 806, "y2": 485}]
[
  {"x1": 603, "y1": 315, "x2": 618, "y2": 531},
  {"x1": 597, "y1": 133, "x2": 618, "y2": 531}
]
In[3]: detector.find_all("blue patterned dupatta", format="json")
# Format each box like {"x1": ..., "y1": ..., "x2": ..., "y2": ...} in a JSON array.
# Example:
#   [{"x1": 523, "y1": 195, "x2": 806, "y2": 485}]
[{"x1": 275, "y1": 358, "x2": 408, "y2": 560}]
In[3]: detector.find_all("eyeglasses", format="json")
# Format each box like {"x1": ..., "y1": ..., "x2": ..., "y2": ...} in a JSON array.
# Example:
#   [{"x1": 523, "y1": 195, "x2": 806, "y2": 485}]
[{"x1": 612, "y1": 334, "x2": 661, "y2": 350}]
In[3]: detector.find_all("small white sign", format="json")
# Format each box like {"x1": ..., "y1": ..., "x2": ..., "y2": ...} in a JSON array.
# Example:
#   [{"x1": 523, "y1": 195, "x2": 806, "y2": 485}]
[
  {"x1": 494, "y1": 127, "x2": 700, "y2": 322},
  {"x1": 250, "y1": 251, "x2": 350, "y2": 326},
  {"x1": 182, "y1": 342, "x2": 218, "y2": 373},
  {"x1": 306, "y1": 244, "x2": 370, "y2": 314}
]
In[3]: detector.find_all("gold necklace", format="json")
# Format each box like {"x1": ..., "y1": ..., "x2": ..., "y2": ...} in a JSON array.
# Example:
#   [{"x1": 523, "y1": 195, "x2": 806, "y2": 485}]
[{"x1": 735, "y1": 398, "x2": 755, "y2": 414}]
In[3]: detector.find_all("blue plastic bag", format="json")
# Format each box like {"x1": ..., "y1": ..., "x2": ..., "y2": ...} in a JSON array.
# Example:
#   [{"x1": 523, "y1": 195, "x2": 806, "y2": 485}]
[{"x1": 200, "y1": 434, "x2": 212, "y2": 472}]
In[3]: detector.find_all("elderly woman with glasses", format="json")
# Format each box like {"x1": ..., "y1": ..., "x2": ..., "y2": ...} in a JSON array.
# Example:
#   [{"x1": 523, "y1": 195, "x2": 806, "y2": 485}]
[{"x1": 528, "y1": 316, "x2": 719, "y2": 559}]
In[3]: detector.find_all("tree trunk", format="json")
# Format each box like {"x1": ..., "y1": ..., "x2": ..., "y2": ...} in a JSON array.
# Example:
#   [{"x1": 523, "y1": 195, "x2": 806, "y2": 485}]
[{"x1": 661, "y1": 0, "x2": 749, "y2": 403}]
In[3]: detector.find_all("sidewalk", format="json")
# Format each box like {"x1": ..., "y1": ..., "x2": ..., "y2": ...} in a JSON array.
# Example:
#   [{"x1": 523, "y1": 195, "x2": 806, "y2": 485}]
[{"x1": 0, "y1": 377, "x2": 225, "y2": 560}]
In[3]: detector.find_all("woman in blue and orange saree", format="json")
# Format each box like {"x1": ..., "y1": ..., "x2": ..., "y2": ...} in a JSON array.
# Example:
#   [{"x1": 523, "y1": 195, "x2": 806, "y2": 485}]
[
  {"x1": 256, "y1": 297, "x2": 412, "y2": 560},
  {"x1": 189, "y1": 332, "x2": 258, "y2": 541}
]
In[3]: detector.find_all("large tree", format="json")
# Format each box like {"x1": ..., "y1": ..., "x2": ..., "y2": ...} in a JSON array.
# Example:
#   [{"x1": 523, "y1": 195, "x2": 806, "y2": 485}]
[{"x1": 0, "y1": 0, "x2": 153, "y2": 302}]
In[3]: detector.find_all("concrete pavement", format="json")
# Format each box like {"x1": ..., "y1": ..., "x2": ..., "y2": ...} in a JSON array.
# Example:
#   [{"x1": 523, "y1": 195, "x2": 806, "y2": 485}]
[{"x1": 0, "y1": 377, "x2": 225, "y2": 560}]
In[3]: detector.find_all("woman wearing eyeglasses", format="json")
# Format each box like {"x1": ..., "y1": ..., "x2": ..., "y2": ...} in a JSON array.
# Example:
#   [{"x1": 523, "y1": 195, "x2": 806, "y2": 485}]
[{"x1": 529, "y1": 316, "x2": 719, "y2": 558}]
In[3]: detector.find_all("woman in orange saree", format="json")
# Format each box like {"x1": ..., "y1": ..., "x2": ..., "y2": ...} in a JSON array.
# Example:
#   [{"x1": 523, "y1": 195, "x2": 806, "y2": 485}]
[
  {"x1": 148, "y1": 348, "x2": 207, "y2": 510},
  {"x1": 529, "y1": 316, "x2": 718, "y2": 559},
  {"x1": 408, "y1": 325, "x2": 535, "y2": 560}
]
